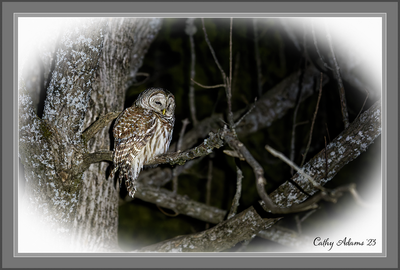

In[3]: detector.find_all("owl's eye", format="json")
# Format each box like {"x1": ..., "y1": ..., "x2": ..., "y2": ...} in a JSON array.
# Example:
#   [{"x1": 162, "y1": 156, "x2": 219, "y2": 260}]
[{"x1": 155, "y1": 101, "x2": 162, "y2": 106}]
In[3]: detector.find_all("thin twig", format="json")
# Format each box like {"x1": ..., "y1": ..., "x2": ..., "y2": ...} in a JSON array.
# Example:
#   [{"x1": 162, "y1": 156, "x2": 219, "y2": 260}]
[
  {"x1": 224, "y1": 128, "x2": 322, "y2": 214},
  {"x1": 227, "y1": 166, "x2": 243, "y2": 219},
  {"x1": 186, "y1": 18, "x2": 198, "y2": 126},
  {"x1": 289, "y1": 67, "x2": 305, "y2": 174},
  {"x1": 176, "y1": 118, "x2": 190, "y2": 152},
  {"x1": 325, "y1": 123, "x2": 331, "y2": 143},
  {"x1": 290, "y1": 100, "x2": 300, "y2": 175},
  {"x1": 201, "y1": 18, "x2": 234, "y2": 131},
  {"x1": 201, "y1": 18, "x2": 227, "y2": 84},
  {"x1": 311, "y1": 20, "x2": 332, "y2": 71},
  {"x1": 225, "y1": 18, "x2": 235, "y2": 130},
  {"x1": 265, "y1": 145, "x2": 326, "y2": 192},
  {"x1": 232, "y1": 52, "x2": 240, "y2": 94},
  {"x1": 253, "y1": 18, "x2": 263, "y2": 97},
  {"x1": 301, "y1": 72, "x2": 323, "y2": 166},
  {"x1": 191, "y1": 78, "x2": 226, "y2": 89},
  {"x1": 355, "y1": 88, "x2": 370, "y2": 120},
  {"x1": 232, "y1": 98, "x2": 257, "y2": 129},
  {"x1": 290, "y1": 32, "x2": 307, "y2": 174},
  {"x1": 326, "y1": 22, "x2": 349, "y2": 129}
]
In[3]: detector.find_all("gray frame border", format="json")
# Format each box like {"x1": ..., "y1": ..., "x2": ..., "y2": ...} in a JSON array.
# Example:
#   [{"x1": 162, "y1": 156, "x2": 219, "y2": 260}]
[{"x1": 3, "y1": 1, "x2": 398, "y2": 268}]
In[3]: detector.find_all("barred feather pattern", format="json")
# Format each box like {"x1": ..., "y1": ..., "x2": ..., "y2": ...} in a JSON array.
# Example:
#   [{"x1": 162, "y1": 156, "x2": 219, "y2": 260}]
[{"x1": 111, "y1": 88, "x2": 175, "y2": 198}]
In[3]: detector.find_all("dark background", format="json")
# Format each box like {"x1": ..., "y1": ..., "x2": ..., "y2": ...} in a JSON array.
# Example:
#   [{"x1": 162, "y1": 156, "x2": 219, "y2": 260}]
[{"x1": 116, "y1": 18, "x2": 381, "y2": 251}]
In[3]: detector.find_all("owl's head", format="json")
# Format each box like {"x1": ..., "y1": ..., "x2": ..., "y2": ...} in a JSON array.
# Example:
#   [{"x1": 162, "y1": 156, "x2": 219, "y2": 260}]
[{"x1": 135, "y1": 87, "x2": 175, "y2": 117}]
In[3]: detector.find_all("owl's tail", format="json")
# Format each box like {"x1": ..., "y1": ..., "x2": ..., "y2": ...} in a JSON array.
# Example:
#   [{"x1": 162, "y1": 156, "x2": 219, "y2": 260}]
[{"x1": 119, "y1": 159, "x2": 142, "y2": 198}]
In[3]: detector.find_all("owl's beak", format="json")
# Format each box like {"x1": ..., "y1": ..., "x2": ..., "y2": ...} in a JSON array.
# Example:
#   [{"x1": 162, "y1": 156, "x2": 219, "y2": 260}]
[{"x1": 162, "y1": 109, "x2": 166, "y2": 115}]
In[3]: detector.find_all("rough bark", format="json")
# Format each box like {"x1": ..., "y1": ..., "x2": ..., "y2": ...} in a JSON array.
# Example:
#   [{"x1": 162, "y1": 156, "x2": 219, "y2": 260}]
[
  {"x1": 18, "y1": 18, "x2": 162, "y2": 251},
  {"x1": 136, "y1": 206, "x2": 280, "y2": 252}
]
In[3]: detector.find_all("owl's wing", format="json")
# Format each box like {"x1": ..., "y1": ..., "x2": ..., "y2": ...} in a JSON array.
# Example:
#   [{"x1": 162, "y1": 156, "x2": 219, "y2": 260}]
[{"x1": 112, "y1": 107, "x2": 157, "y2": 168}]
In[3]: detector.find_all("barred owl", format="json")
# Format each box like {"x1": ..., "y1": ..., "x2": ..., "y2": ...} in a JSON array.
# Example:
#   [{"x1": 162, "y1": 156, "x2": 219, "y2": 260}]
[{"x1": 111, "y1": 87, "x2": 175, "y2": 198}]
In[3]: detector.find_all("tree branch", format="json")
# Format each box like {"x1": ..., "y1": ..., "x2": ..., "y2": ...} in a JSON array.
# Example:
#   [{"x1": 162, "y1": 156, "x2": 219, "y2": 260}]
[
  {"x1": 301, "y1": 72, "x2": 323, "y2": 166},
  {"x1": 326, "y1": 22, "x2": 350, "y2": 129},
  {"x1": 135, "y1": 206, "x2": 281, "y2": 252},
  {"x1": 224, "y1": 128, "x2": 321, "y2": 214},
  {"x1": 82, "y1": 111, "x2": 121, "y2": 143},
  {"x1": 132, "y1": 183, "x2": 227, "y2": 224},
  {"x1": 146, "y1": 129, "x2": 225, "y2": 166},
  {"x1": 201, "y1": 18, "x2": 228, "y2": 88},
  {"x1": 123, "y1": 99, "x2": 380, "y2": 252},
  {"x1": 190, "y1": 78, "x2": 226, "y2": 89},
  {"x1": 76, "y1": 128, "x2": 225, "y2": 176},
  {"x1": 268, "y1": 100, "x2": 381, "y2": 208},
  {"x1": 253, "y1": 18, "x2": 263, "y2": 97},
  {"x1": 227, "y1": 166, "x2": 243, "y2": 219}
]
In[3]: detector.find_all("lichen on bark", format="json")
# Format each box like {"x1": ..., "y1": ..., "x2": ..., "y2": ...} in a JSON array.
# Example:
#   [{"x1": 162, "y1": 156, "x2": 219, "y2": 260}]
[{"x1": 18, "y1": 18, "x2": 163, "y2": 251}]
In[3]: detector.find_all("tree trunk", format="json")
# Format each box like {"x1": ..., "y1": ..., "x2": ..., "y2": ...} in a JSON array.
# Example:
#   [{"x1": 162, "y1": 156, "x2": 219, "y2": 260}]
[{"x1": 18, "y1": 18, "x2": 162, "y2": 252}]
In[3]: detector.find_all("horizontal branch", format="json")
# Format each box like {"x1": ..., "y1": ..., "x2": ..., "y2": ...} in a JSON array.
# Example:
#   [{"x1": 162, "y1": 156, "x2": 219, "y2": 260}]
[
  {"x1": 233, "y1": 65, "x2": 329, "y2": 136},
  {"x1": 74, "y1": 150, "x2": 113, "y2": 177},
  {"x1": 135, "y1": 206, "x2": 280, "y2": 252},
  {"x1": 133, "y1": 183, "x2": 227, "y2": 224},
  {"x1": 77, "y1": 128, "x2": 225, "y2": 176},
  {"x1": 146, "y1": 129, "x2": 224, "y2": 166}
]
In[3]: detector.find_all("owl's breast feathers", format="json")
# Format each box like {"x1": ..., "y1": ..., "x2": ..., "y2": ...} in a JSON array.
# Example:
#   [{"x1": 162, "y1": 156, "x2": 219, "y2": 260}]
[{"x1": 111, "y1": 106, "x2": 174, "y2": 181}]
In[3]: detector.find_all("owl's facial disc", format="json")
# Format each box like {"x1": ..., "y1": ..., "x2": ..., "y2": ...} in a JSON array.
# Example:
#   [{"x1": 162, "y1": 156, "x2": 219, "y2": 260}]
[{"x1": 150, "y1": 93, "x2": 168, "y2": 114}]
